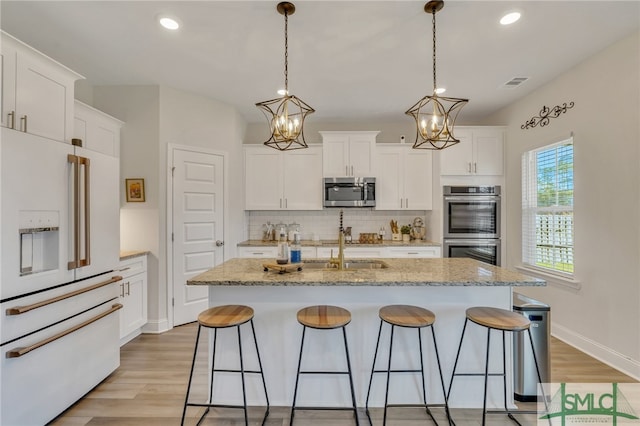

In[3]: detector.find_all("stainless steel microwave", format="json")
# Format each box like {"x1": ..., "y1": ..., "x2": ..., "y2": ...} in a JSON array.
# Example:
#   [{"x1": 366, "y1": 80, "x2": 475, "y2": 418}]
[{"x1": 323, "y1": 177, "x2": 376, "y2": 208}]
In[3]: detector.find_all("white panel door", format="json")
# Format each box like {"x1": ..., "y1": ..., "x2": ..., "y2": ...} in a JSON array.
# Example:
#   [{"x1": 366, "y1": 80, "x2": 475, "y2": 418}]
[
  {"x1": 403, "y1": 150, "x2": 432, "y2": 210},
  {"x1": 171, "y1": 148, "x2": 224, "y2": 326},
  {"x1": 374, "y1": 147, "x2": 402, "y2": 210}
]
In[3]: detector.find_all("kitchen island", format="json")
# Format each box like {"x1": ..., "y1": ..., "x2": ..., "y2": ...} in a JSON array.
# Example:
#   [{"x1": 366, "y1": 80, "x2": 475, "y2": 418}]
[{"x1": 188, "y1": 257, "x2": 544, "y2": 409}]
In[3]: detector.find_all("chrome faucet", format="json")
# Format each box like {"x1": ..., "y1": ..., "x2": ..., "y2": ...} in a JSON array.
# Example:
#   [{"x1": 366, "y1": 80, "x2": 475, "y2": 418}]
[{"x1": 329, "y1": 210, "x2": 346, "y2": 270}]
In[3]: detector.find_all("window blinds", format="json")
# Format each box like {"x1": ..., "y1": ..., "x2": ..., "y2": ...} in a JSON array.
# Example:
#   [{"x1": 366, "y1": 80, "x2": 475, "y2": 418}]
[{"x1": 522, "y1": 138, "x2": 574, "y2": 274}]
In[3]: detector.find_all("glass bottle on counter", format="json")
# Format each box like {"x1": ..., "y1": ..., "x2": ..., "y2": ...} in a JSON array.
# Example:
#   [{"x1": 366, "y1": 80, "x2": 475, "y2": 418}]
[
  {"x1": 290, "y1": 232, "x2": 302, "y2": 264},
  {"x1": 276, "y1": 230, "x2": 289, "y2": 264}
]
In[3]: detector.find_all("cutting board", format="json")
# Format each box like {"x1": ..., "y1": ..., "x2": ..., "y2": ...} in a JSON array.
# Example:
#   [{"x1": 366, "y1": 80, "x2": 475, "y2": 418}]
[{"x1": 263, "y1": 262, "x2": 303, "y2": 274}]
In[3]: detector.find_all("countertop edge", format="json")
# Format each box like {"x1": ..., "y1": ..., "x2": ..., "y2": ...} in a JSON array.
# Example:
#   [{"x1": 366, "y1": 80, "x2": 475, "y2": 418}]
[{"x1": 119, "y1": 250, "x2": 150, "y2": 261}]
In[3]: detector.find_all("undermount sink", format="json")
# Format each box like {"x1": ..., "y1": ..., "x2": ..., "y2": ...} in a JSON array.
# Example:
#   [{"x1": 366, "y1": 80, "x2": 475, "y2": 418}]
[{"x1": 303, "y1": 260, "x2": 389, "y2": 270}]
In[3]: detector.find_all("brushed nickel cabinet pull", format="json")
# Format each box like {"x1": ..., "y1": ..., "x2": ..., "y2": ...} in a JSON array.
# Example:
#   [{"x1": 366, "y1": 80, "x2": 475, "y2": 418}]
[
  {"x1": 468, "y1": 162, "x2": 472, "y2": 173},
  {"x1": 406, "y1": 198, "x2": 409, "y2": 209},
  {"x1": 7, "y1": 111, "x2": 15, "y2": 129},
  {"x1": 351, "y1": 165, "x2": 354, "y2": 176},
  {"x1": 6, "y1": 276, "x2": 123, "y2": 316},
  {"x1": 474, "y1": 162, "x2": 477, "y2": 173},
  {"x1": 120, "y1": 283, "x2": 125, "y2": 298},
  {"x1": 125, "y1": 282, "x2": 130, "y2": 296},
  {"x1": 20, "y1": 115, "x2": 28, "y2": 132},
  {"x1": 6, "y1": 303, "x2": 123, "y2": 358}
]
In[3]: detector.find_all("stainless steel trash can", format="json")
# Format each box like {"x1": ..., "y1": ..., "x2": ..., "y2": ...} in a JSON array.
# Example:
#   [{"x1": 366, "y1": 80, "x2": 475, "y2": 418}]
[{"x1": 513, "y1": 292, "x2": 551, "y2": 402}]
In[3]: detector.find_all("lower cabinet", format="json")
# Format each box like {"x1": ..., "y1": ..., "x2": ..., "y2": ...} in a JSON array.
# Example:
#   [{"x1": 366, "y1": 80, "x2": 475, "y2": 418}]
[
  {"x1": 118, "y1": 255, "x2": 148, "y2": 345},
  {"x1": 239, "y1": 245, "x2": 441, "y2": 259}
]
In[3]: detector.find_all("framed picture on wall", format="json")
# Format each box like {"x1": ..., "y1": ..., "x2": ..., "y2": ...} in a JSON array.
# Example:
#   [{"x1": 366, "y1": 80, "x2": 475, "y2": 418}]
[{"x1": 125, "y1": 178, "x2": 145, "y2": 202}]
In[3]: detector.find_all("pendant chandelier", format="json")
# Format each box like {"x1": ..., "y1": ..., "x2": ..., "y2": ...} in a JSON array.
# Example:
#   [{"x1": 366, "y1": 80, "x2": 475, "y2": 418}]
[
  {"x1": 256, "y1": 2, "x2": 314, "y2": 151},
  {"x1": 406, "y1": 1, "x2": 468, "y2": 150}
]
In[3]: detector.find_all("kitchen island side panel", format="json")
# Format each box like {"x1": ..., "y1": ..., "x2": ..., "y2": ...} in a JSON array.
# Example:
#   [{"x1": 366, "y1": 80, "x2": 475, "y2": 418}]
[{"x1": 205, "y1": 285, "x2": 515, "y2": 409}]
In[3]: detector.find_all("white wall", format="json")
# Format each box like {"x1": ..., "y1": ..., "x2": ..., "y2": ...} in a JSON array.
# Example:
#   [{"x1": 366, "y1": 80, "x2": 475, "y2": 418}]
[
  {"x1": 487, "y1": 31, "x2": 640, "y2": 379},
  {"x1": 92, "y1": 85, "x2": 246, "y2": 333}
]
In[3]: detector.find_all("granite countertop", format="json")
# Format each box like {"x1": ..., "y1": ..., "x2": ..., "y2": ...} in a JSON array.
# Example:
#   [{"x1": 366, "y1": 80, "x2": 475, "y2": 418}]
[
  {"x1": 237, "y1": 239, "x2": 441, "y2": 247},
  {"x1": 119, "y1": 250, "x2": 150, "y2": 261},
  {"x1": 188, "y1": 258, "x2": 545, "y2": 287}
]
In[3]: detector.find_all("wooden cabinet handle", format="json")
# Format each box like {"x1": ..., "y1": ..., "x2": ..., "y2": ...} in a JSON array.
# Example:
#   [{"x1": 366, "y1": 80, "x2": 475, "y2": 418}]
[
  {"x1": 6, "y1": 276, "x2": 123, "y2": 316},
  {"x1": 6, "y1": 303, "x2": 123, "y2": 358}
]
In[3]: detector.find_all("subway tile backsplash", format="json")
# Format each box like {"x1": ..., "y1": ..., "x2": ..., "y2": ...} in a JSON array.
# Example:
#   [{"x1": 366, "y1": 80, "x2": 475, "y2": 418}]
[{"x1": 248, "y1": 210, "x2": 433, "y2": 241}]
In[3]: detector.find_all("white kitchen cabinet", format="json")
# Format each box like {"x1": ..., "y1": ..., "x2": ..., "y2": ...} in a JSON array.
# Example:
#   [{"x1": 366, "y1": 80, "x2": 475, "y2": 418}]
[
  {"x1": 439, "y1": 127, "x2": 504, "y2": 176},
  {"x1": 74, "y1": 100, "x2": 123, "y2": 157},
  {"x1": 238, "y1": 246, "x2": 317, "y2": 259},
  {"x1": 244, "y1": 145, "x2": 323, "y2": 210},
  {"x1": 386, "y1": 246, "x2": 441, "y2": 258},
  {"x1": 1, "y1": 31, "x2": 83, "y2": 143},
  {"x1": 320, "y1": 131, "x2": 379, "y2": 177},
  {"x1": 237, "y1": 246, "x2": 279, "y2": 258},
  {"x1": 317, "y1": 246, "x2": 387, "y2": 258},
  {"x1": 118, "y1": 255, "x2": 148, "y2": 345},
  {"x1": 375, "y1": 145, "x2": 433, "y2": 210}
]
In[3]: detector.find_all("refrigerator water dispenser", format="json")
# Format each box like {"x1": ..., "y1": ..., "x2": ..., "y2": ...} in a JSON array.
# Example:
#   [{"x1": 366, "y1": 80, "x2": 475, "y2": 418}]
[{"x1": 19, "y1": 211, "x2": 59, "y2": 275}]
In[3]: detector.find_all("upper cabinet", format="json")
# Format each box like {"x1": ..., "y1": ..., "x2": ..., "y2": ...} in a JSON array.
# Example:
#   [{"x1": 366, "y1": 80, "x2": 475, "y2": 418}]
[
  {"x1": 375, "y1": 145, "x2": 433, "y2": 210},
  {"x1": 74, "y1": 101, "x2": 123, "y2": 157},
  {"x1": 439, "y1": 127, "x2": 504, "y2": 176},
  {"x1": 320, "y1": 131, "x2": 379, "y2": 177},
  {"x1": 1, "y1": 31, "x2": 84, "y2": 143},
  {"x1": 245, "y1": 145, "x2": 323, "y2": 210}
]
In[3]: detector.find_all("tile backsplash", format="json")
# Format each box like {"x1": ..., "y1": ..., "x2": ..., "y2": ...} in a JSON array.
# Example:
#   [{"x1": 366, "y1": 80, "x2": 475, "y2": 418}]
[{"x1": 248, "y1": 210, "x2": 433, "y2": 241}]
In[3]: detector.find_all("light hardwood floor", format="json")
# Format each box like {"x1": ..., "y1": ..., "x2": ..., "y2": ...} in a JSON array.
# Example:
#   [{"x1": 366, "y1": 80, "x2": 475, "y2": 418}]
[{"x1": 50, "y1": 322, "x2": 637, "y2": 426}]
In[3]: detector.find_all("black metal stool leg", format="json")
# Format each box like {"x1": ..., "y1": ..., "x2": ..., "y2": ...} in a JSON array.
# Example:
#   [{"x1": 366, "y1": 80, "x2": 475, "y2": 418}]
[
  {"x1": 290, "y1": 325, "x2": 307, "y2": 426},
  {"x1": 181, "y1": 324, "x2": 203, "y2": 426},
  {"x1": 209, "y1": 328, "x2": 218, "y2": 405},
  {"x1": 418, "y1": 328, "x2": 435, "y2": 423},
  {"x1": 342, "y1": 325, "x2": 360, "y2": 426},
  {"x1": 236, "y1": 325, "x2": 249, "y2": 426},
  {"x1": 250, "y1": 319, "x2": 270, "y2": 425},
  {"x1": 382, "y1": 324, "x2": 395, "y2": 426},
  {"x1": 447, "y1": 318, "x2": 469, "y2": 403},
  {"x1": 430, "y1": 325, "x2": 452, "y2": 426},
  {"x1": 482, "y1": 327, "x2": 491, "y2": 426},
  {"x1": 366, "y1": 319, "x2": 384, "y2": 425},
  {"x1": 528, "y1": 329, "x2": 551, "y2": 426}
]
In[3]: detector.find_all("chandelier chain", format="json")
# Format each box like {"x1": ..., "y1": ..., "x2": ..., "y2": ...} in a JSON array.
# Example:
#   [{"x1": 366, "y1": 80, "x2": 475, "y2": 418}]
[
  {"x1": 432, "y1": 9, "x2": 437, "y2": 93},
  {"x1": 284, "y1": 10, "x2": 289, "y2": 93}
]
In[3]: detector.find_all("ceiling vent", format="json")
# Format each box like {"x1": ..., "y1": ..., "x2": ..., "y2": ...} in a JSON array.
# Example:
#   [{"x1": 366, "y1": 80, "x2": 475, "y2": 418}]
[{"x1": 502, "y1": 77, "x2": 529, "y2": 88}]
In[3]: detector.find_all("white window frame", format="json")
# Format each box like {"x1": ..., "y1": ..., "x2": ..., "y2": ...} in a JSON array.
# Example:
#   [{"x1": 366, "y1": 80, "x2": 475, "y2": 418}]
[{"x1": 521, "y1": 137, "x2": 574, "y2": 279}]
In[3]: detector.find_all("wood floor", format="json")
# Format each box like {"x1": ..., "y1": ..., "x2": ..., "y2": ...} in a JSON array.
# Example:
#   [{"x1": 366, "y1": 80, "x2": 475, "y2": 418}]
[{"x1": 50, "y1": 322, "x2": 637, "y2": 426}]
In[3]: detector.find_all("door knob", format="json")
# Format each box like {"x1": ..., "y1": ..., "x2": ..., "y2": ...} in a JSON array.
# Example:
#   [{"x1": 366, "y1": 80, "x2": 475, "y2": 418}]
[{"x1": 216, "y1": 240, "x2": 224, "y2": 247}]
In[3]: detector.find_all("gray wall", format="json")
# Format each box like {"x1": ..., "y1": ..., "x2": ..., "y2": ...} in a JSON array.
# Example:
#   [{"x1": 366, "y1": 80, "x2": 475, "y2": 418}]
[{"x1": 487, "y1": 31, "x2": 640, "y2": 379}]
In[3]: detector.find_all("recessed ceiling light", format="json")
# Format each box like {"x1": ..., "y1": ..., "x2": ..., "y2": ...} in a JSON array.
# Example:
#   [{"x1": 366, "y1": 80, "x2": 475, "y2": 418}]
[
  {"x1": 435, "y1": 87, "x2": 446, "y2": 95},
  {"x1": 159, "y1": 16, "x2": 180, "y2": 30},
  {"x1": 500, "y1": 12, "x2": 521, "y2": 26}
]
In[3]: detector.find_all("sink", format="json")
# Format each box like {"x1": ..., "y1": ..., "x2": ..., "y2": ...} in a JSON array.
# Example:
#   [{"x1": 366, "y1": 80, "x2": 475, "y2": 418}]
[{"x1": 303, "y1": 260, "x2": 389, "y2": 270}]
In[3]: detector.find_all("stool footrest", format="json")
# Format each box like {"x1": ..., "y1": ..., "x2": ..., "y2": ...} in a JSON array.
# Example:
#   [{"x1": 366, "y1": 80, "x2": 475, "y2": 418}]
[
  {"x1": 293, "y1": 406, "x2": 358, "y2": 412},
  {"x1": 382, "y1": 403, "x2": 448, "y2": 408},
  {"x1": 371, "y1": 368, "x2": 423, "y2": 374},
  {"x1": 186, "y1": 402, "x2": 268, "y2": 410},
  {"x1": 299, "y1": 370, "x2": 351, "y2": 375},
  {"x1": 213, "y1": 368, "x2": 263, "y2": 374},
  {"x1": 453, "y1": 372, "x2": 504, "y2": 377}
]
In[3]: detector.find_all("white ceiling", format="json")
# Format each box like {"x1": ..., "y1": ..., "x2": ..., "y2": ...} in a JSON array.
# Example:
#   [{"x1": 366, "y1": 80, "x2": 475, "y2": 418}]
[{"x1": 1, "y1": 1, "x2": 639, "y2": 125}]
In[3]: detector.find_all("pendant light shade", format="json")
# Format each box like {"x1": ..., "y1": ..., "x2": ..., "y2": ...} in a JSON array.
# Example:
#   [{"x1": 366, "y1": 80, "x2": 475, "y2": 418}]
[
  {"x1": 406, "y1": 1, "x2": 468, "y2": 150},
  {"x1": 256, "y1": 2, "x2": 314, "y2": 151}
]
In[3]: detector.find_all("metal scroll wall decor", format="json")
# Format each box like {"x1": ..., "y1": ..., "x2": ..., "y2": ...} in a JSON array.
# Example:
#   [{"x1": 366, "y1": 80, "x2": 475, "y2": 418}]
[{"x1": 521, "y1": 101, "x2": 575, "y2": 129}]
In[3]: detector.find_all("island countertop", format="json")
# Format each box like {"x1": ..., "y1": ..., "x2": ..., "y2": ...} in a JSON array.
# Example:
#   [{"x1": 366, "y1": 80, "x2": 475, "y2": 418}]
[{"x1": 187, "y1": 257, "x2": 545, "y2": 287}]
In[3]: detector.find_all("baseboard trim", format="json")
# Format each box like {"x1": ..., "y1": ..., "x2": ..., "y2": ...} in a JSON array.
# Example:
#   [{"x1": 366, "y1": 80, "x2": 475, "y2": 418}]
[
  {"x1": 141, "y1": 319, "x2": 171, "y2": 334},
  {"x1": 552, "y1": 323, "x2": 640, "y2": 381}
]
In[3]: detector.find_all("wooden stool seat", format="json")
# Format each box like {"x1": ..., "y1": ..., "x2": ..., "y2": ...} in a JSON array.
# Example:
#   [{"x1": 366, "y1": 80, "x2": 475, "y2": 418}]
[
  {"x1": 297, "y1": 305, "x2": 351, "y2": 329},
  {"x1": 198, "y1": 305, "x2": 254, "y2": 328},
  {"x1": 466, "y1": 306, "x2": 530, "y2": 331},
  {"x1": 379, "y1": 304, "x2": 435, "y2": 328}
]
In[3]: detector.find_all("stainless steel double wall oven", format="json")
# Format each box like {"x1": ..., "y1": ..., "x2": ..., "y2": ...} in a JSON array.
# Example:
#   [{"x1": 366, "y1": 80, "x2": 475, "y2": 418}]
[{"x1": 443, "y1": 185, "x2": 501, "y2": 266}]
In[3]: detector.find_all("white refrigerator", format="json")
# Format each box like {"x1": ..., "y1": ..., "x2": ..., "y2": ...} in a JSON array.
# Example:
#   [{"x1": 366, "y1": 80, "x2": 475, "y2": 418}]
[{"x1": 0, "y1": 127, "x2": 121, "y2": 425}]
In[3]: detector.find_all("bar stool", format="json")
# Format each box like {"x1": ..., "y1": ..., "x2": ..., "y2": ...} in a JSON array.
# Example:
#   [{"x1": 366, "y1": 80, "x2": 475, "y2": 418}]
[
  {"x1": 365, "y1": 305, "x2": 450, "y2": 426},
  {"x1": 181, "y1": 305, "x2": 269, "y2": 426},
  {"x1": 290, "y1": 305, "x2": 359, "y2": 426},
  {"x1": 447, "y1": 306, "x2": 548, "y2": 426}
]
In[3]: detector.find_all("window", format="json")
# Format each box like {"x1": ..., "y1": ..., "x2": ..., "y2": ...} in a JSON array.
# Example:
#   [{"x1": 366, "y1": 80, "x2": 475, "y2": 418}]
[{"x1": 522, "y1": 138, "x2": 574, "y2": 275}]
